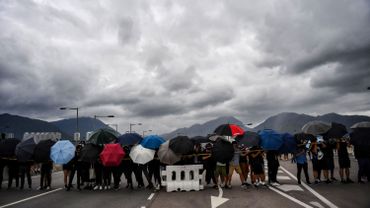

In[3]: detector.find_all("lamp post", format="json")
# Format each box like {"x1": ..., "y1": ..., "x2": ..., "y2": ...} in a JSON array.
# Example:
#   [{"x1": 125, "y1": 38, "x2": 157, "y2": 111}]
[
  {"x1": 94, "y1": 115, "x2": 115, "y2": 130},
  {"x1": 142, "y1": 129, "x2": 152, "y2": 137},
  {"x1": 129, "y1": 123, "x2": 142, "y2": 133},
  {"x1": 60, "y1": 107, "x2": 79, "y2": 132}
]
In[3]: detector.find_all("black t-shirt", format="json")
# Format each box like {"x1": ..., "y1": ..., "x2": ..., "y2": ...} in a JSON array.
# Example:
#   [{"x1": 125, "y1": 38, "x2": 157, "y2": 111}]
[{"x1": 338, "y1": 142, "x2": 349, "y2": 158}]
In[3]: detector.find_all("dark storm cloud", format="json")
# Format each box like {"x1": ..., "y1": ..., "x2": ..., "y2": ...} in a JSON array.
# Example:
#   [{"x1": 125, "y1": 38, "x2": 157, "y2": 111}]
[{"x1": 127, "y1": 101, "x2": 187, "y2": 117}]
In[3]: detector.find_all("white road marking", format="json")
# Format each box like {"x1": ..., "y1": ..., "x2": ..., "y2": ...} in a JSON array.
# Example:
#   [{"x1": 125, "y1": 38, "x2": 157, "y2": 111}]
[
  {"x1": 277, "y1": 184, "x2": 304, "y2": 192},
  {"x1": 210, "y1": 185, "x2": 229, "y2": 208},
  {"x1": 147, "y1": 193, "x2": 155, "y2": 200},
  {"x1": 0, "y1": 188, "x2": 63, "y2": 208},
  {"x1": 269, "y1": 186, "x2": 314, "y2": 208},
  {"x1": 310, "y1": 201, "x2": 325, "y2": 208},
  {"x1": 277, "y1": 176, "x2": 291, "y2": 180},
  {"x1": 280, "y1": 166, "x2": 339, "y2": 208}
]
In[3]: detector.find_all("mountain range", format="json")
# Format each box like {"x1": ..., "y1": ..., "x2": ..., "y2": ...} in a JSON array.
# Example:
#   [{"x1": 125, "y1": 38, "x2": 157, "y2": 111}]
[{"x1": 1, "y1": 112, "x2": 370, "y2": 140}]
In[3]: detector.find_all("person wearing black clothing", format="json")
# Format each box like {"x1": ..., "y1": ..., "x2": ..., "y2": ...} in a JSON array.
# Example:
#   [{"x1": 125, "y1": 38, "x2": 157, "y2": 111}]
[
  {"x1": 67, "y1": 145, "x2": 83, "y2": 191},
  {"x1": 267, "y1": 150, "x2": 280, "y2": 185},
  {"x1": 132, "y1": 163, "x2": 145, "y2": 188},
  {"x1": 203, "y1": 143, "x2": 217, "y2": 187},
  {"x1": 19, "y1": 161, "x2": 32, "y2": 189},
  {"x1": 122, "y1": 146, "x2": 134, "y2": 189},
  {"x1": 353, "y1": 145, "x2": 370, "y2": 183},
  {"x1": 93, "y1": 159, "x2": 103, "y2": 190},
  {"x1": 0, "y1": 158, "x2": 6, "y2": 189},
  {"x1": 320, "y1": 143, "x2": 334, "y2": 183},
  {"x1": 148, "y1": 155, "x2": 162, "y2": 190},
  {"x1": 337, "y1": 139, "x2": 353, "y2": 183},
  {"x1": 7, "y1": 158, "x2": 19, "y2": 189},
  {"x1": 39, "y1": 161, "x2": 52, "y2": 190}
]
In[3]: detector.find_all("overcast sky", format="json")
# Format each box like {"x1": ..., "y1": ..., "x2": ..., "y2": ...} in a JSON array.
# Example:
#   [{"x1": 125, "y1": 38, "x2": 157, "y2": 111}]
[{"x1": 1, "y1": 0, "x2": 370, "y2": 134}]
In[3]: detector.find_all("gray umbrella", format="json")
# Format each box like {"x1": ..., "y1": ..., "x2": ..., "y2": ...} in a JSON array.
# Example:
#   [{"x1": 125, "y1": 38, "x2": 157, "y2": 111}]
[
  {"x1": 350, "y1": 121, "x2": 370, "y2": 129},
  {"x1": 158, "y1": 141, "x2": 181, "y2": 165},
  {"x1": 302, "y1": 121, "x2": 331, "y2": 136}
]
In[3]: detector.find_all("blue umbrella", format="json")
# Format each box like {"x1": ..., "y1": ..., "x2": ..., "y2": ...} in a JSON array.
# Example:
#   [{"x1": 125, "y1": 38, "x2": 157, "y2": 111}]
[
  {"x1": 117, "y1": 133, "x2": 143, "y2": 146},
  {"x1": 50, "y1": 140, "x2": 75, "y2": 164},
  {"x1": 258, "y1": 129, "x2": 283, "y2": 150},
  {"x1": 140, "y1": 135, "x2": 165, "y2": 150},
  {"x1": 278, "y1": 133, "x2": 296, "y2": 153}
]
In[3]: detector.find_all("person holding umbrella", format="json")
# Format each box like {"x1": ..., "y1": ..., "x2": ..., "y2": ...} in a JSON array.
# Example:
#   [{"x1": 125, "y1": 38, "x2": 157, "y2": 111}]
[
  {"x1": 7, "y1": 157, "x2": 19, "y2": 189},
  {"x1": 0, "y1": 157, "x2": 6, "y2": 189},
  {"x1": 38, "y1": 160, "x2": 53, "y2": 190},
  {"x1": 226, "y1": 142, "x2": 247, "y2": 189},
  {"x1": 67, "y1": 144, "x2": 83, "y2": 191},
  {"x1": 336, "y1": 137, "x2": 353, "y2": 183},
  {"x1": 248, "y1": 146, "x2": 266, "y2": 187},
  {"x1": 19, "y1": 160, "x2": 33, "y2": 189},
  {"x1": 203, "y1": 143, "x2": 217, "y2": 188},
  {"x1": 266, "y1": 150, "x2": 280, "y2": 186},
  {"x1": 295, "y1": 147, "x2": 311, "y2": 184}
]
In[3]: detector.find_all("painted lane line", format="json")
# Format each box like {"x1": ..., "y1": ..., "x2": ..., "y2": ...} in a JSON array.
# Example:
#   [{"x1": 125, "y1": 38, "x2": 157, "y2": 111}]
[
  {"x1": 147, "y1": 193, "x2": 155, "y2": 200},
  {"x1": 0, "y1": 188, "x2": 63, "y2": 208},
  {"x1": 269, "y1": 186, "x2": 314, "y2": 208},
  {"x1": 279, "y1": 166, "x2": 338, "y2": 208},
  {"x1": 310, "y1": 201, "x2": 325, "y2": 208}
]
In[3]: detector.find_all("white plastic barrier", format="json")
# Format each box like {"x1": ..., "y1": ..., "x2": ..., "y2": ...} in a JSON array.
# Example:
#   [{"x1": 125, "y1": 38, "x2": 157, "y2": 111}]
[
  {"x1": 22, "y1": 132, "x2": 62, "y2": 142},
  {"x1": 161, "y1": 164, "x2": 204, "y2": 192}
]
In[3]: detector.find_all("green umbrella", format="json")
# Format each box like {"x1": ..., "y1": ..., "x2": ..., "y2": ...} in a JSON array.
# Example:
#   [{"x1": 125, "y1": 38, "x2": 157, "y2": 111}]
[{"x1": 88, "y1": 128, "x2": 119, "y2": 146}]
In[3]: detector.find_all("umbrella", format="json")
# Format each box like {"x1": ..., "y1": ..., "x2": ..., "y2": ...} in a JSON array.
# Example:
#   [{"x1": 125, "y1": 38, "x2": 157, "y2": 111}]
[
  {"x1": 50, "y1": 140, "x2": 75, "y2": 164},
  {"x1": 302, "y1": 121, "x2": 331, "y2": 136},
  {"x1": 140, "y1": 135, "x2": 165, "y2": 150},
  {"x1": 350, "y1": 121, "x2": 370, "y2": 129},
  {"x1": 117, "y1": 133, "x2": 143, "y2": 146},
  {"x1": 214, "y1": 124, "x2": 245, "y2": 136},
  {"x1": 158, "y1": 141, "x2": 181, "y2": 165},
  {"x1": 235, "y1": 131, "x2": 260, "y2": 147},
  {"x1": 33, "y1": 140, "x2": 56, "y2": 163},
  {"x1": 80, "y1": 144, "x2": 102, "y2": 162},
  {"x1": 190, "y1": 136, "x2": 210, "y2": 144},
  {"x1": 324, "y1": 122, "x2": 347, "y2": 139},
  {"x1": 258, "y1": 129, "x2": 283, "y2": 150},
  {"x1": 212, "y1": 139, "x2": 234, "y2": 163},
  {"x1": 350, "y1": 128, "x2": 370, "y2": 146},
  {"x1": 129, "y1": 144, "x2": 155, "y2": 164},
  {"x1": 0, "y1": 138, "x2": 20, "y2": 157},
  {"x1": 100, "y1": 144, "x2": 125, "y2": 167},
  {"x1": 88, "y1": 128, "x2": 119, "y2": 146},
  {"x1": 294, "y1": 133, "x2": 316, "y2": 145},
  {"x1": 16, "y1": 137, "x2": 37, "y2": 162},
  {"x1": 169, "y1": 136, "x2": 194, "y2": 155},
  {"x1": 278, "y1": 133, "x2": 296, "y2": 154}
]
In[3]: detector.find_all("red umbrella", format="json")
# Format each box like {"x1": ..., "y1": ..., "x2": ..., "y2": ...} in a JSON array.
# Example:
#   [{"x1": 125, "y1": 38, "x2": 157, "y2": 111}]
[
  {"x1": 214, "y1": 124, "x2": 245, "y2": 137},
  {"x1": 100, "y1": 144, "x2": 125, "y2": 167}
]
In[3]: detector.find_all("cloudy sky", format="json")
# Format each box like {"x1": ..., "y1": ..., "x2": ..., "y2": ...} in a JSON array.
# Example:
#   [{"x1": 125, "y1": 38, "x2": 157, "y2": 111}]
[{"x1": 1, "y1": 0, "x2": 370, "y2": 134}]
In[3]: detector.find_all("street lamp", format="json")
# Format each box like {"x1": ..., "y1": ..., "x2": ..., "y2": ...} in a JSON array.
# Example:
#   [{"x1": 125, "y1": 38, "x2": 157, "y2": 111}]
[
  {"x1": 94, "y1": 115, "x2": 115, "y2": 130},
  {"x1": 142, "y1": 129, "x2": 152, "y2": 137},
  {"x1": 129, "y1": 123, "x2": 142, "y2": 133},
  {"x1": 60, "y1": 107, "x2": 79, "y2": 132}
]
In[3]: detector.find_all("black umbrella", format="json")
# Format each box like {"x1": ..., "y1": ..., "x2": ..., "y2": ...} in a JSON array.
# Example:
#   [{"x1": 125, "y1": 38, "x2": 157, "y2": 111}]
[
  {"x1": 117, "y1": 133, "x2": 143, "y2": 146},
  {"x1": 169, "y1": 136, "x2": 194, "y2": 155},
  {"x1": 0, "y1": 138, "x2": 20, "y2": 157},
  {"x1": 211, "y1": 139, "x2": 234, "y2": 163},
  {"x1": 190, "y1": 136, "x2": 210, "y2": 144},
  {"x1": 294, "y1": 133, "x2": 316, "y2": 145},
  {"x1": 33, "y1": 140, "x2": 56, "y2": 163},
  {"x1": 350, "y1": 128, "x2": 370, "y2": 146},
  {"x1": 214, "y1": 124, "x2": 245, "y2": 136},
  {"x1": 324, "y1": 122, "x2": 347, "y2": 139},
  {"x1": 235, "y1": 131, "x2": 260, "y2": 147},
  {"x1": 88, "y1": 128, "x2": 119, "y2": 146},
  {"x1": 79, "y1": 144, "x2": 102, "y2": 162},
  {"x1": 16, "y1": 137, "x2": 37, "y2": 162}
]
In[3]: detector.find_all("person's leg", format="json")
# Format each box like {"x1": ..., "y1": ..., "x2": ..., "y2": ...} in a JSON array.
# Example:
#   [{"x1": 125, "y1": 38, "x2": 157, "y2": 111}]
[
  {"x1": 339, "y1": 168, "x2": 344, "y2": 181},
  {"x1": 26, "y1": 165, "x2": 32, "y2": 188},
  {"x1": 357, "y1": 159, "x2": 364, "y2": 183},
  {"x1": 63, "y1": 169, "x2": 69, "y2": 187},
  {"x1": 303, "y1": 163, "x2": 310, "y2": 183},
  {"x1": 20, "y1": 166, "x2": 25, "y2": 189},
  {"x1": 67, "y1": 167, "x2": 76, "y2": 190},
  {"x1": 227, "y1": 166, "x2": 234, "y2": 186},
  {"x1": 297, "y1": 163, "x2": 303, "y2": 184},
  {"x1": 0, "y1": 161, "x2": 4, "y2": 189},
  {"x1": 235, "y1": 166, "x2": 245, "y2": 184}
]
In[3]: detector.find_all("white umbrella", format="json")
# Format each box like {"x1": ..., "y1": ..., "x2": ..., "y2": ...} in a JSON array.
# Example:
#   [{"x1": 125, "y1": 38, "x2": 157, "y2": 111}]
[
  {"x1": 129, "y1": 144, "x2": 155, "y2": 164},
  {"x1": 302, "y1": 121, "x2": 331, "y2": 136},
  {"x1": 350, "y1": 121, "x2": 370, "y2": 129}
]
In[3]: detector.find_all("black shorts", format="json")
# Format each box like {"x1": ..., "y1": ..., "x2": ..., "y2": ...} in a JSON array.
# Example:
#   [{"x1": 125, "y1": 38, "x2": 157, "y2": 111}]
[
  {"x1": 320, "y1": 157, "x2": 334, "y2": 170},
  {"x1": 63, "y1": 164, "x2": 73, "y2": 170},
  {"x1": 339, "y1": 157, "x2": 350, "y2": 169},
  {"x1": 312, "y1": 159, "x2": 321, "y2": 171},
  {"x1": 251, "y1": 163, "x2": 264, "y2": 174}
]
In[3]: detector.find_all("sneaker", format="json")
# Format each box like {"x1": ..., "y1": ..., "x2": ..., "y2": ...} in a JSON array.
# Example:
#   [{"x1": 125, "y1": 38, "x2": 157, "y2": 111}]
[
  {"x1": 155, "y1": 184, "x2": 161, "y2": 191},
  {"x1": 37, "y1": 186, "x2": 44, "y2": 190},
  {"x1": 271, "y1": 182, "x2": 280, "y2": 186},
  {"x1": 99, "y1": 186, "x2": 103, "y2": 190},
  {"x1": 260, "y1": 182, "x2": 267, "y2": 186},
  {"x1": 46, "y1": 186, "x2": 51, "y2": 190},
  {"x1": 137, "y1": 184, "x2": 143, "y2": 189},
  {"x1": 254, "y1": 182, "x2": 259, "y2": 188},
  {"x1": 93, "y1": 186, "x2": 99, "y2": 190},
  {"x1": 242, "y1": 182, "x2": 251, "y2": 187},
  {"x1": 227, "y1": 184, "x2": 232, "y2": 189}
]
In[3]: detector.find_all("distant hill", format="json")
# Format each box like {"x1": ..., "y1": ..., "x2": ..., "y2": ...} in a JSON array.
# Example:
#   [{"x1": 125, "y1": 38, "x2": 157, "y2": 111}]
[
  {"x1": 0, "y1": 113, "x2": 70, "y2": 139},
  {"x1": 254, "y1": 112, "x2": 370, "y2": 134},
  {"x1": 161, "y1": 116, "x2": 252, "y2": 139},
  {"x1": 51, "y1": 117, "x2": 116, "y2": 139}
]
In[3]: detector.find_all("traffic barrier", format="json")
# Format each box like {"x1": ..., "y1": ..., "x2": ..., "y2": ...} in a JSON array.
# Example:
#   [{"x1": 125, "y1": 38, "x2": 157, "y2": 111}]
[
  {"x1": 23, "y1": 132, "x2": 61, "y2": 142},
  {"x1": 161, "y1": 164, "x2": 204, "y2": 192}
]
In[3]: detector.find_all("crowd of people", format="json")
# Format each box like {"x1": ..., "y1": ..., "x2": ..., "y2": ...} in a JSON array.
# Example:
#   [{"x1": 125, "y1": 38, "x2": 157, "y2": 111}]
[{"x1": 1, "y1": 137, "x2": 369, "y2": 192}]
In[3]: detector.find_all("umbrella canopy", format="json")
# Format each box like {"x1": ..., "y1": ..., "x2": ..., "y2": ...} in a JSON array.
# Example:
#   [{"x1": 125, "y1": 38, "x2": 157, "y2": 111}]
[
  {"x1": 350, "y1": 121, "x2": 370, "y2": 129},
  {"x1": 350, "y1": 128, "x2": 370, "y2": 146},
  {"x1": 140, "y1": 135, "x2": 165, "y2": 150},
  {"x1": 0, "y1": 138, "x2": 20, "y2": 157},
  {"x1": 117, "y1": 133, "x2": 143, "y2": 146},
  {"x1": 235, "y1": 131, "x2": 260, "y2": 148},
  {"x1": 302, "y1": 121, "x2": 331, "y2": 136},
  {"x1": 100, "y1": 143, "x2": 125, "y2": 166},
  {"x1": 294, "y1": 133, "x2": 316, "y2": 145},
  {"x1": 129, "y1": 144, "x2": 155, "y2": 164},
  {"x1": 258, "y1": 129, "x2": 283, "y2": 150},
  {"x1": 214, "y1": 124, "x2": 245, "y2": 137},
  {"x1": 190, "y1": 136, "x2": 210, "y2": 144},
  {"x1": 169, "y1": 136, "x2": 194, "y2": 155},
  {"x1": 158, "y1": 141, "x2": 181, "y2": 165},
  {"x1": 279, "y1": 133, "x2": 296, "y2": 154},
  {"x1": 80, "y1": 144, "x2": 102, "y2": 162},
  {"x1": 50, "y1": 140, "x2": 75, "y2": 164},
  {"x1": 16, "y1": 137, "x2": 37, "y2": 162},
  {"x1": 33, "y1": 140, "x2": 56, "y2": 163},
  {"x1": 212, "y1": 139, "x2": 234, "y2": 163},
  {"x1": 325, "y1": 122, "x2": 347, "y2": 139},
  {"x1": 88, "y1": 128, "x2": 119, "y2": 146}
]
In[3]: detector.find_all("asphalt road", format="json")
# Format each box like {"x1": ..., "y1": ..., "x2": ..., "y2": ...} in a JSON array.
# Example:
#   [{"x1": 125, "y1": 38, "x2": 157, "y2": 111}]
[{"x1": 1, "y1": 156, "x2": 369, "y2": 208}]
